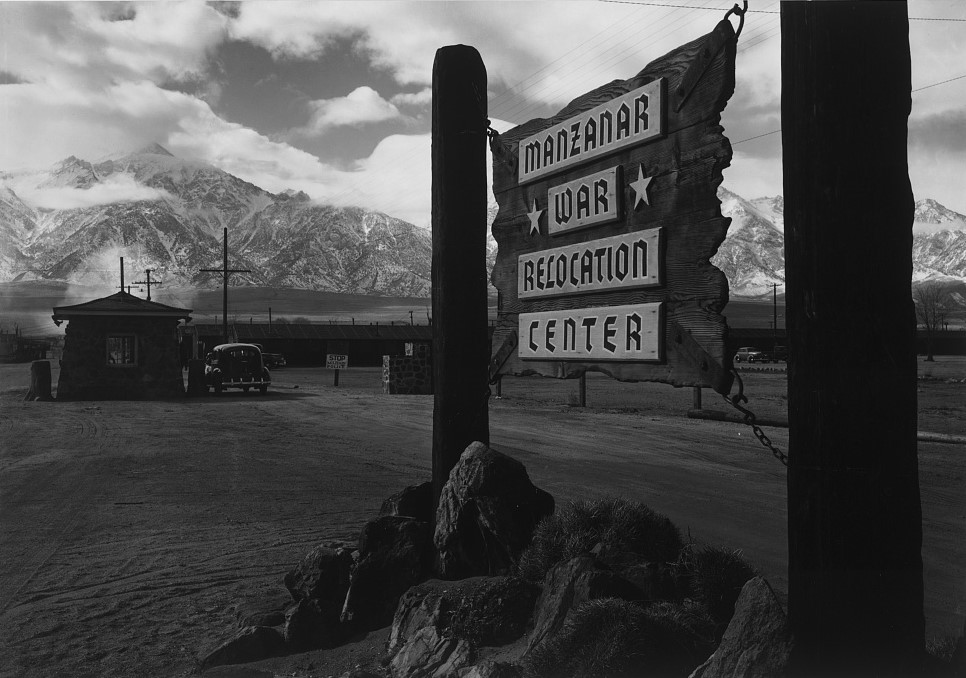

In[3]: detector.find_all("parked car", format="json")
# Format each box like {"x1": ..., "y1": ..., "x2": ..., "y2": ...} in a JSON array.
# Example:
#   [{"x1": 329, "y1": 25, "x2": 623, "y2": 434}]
[
  {"x1": 262, "y1": 352, "x2": 286, "y2": 369},
  {"x1": 734, "y1": 346, "x2": 767, "y2": 363},
  {"x1": 204, "y1": 343, "x2": 271, "y2": 394}
]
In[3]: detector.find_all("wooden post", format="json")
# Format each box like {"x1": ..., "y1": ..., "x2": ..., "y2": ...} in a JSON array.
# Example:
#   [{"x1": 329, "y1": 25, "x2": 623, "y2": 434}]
[
  {"x1": 782, "y1": 3, "x2": 924, "y2": 675},
  {"x1": 333, "y1": 369, "x2": 340, "y2": 387},
  {"x1": 431, "y1": 45, "x2": 490, "y2": 507},
  {"x1": 578, "y1": 373, "x2": 587, "y2": 408},
  {"x1": 25, "y1": 360, "x2": 52, "y2": 401},
  {"x1": 692, "y1": 386, "x2": 702, "y2": 410}
]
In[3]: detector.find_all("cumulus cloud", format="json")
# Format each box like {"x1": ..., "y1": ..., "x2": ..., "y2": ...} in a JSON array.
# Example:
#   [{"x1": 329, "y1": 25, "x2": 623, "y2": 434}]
[
  {"x1": 8, "y1": 173, "x2": 175, "y2": 210},
  {"x1": 292, "y1": 86, "x2": 405, "y2": 137},
  {"x1": 390, "y1": 88, "x2": 432, "y2": 109}
]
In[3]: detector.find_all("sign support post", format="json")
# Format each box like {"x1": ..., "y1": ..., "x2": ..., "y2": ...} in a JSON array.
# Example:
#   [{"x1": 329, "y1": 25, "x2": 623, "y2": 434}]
[
  {"x1": 431, "y1": 45, "x2": 490, "y2": 508},
  {"x1": 782, "y1": 3, "x2": 924, "y2": 674}
]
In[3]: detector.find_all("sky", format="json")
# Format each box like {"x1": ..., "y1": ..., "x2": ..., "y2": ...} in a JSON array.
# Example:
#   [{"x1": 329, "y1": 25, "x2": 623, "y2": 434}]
[{"x1": 1, "y1": 0, "x2": 965, "y2": 228}]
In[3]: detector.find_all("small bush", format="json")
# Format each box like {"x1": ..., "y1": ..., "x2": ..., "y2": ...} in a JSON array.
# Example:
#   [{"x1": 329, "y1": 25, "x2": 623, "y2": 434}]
[
  {"x1": 675, "y1": 544, "x2": 757, "y2": 639},
  {"x1": 523, "y1": 598, "x2": 716, "y2": 678},
  {"x1": 517, "y1": 498, "x2": 683, "y2": 582}
]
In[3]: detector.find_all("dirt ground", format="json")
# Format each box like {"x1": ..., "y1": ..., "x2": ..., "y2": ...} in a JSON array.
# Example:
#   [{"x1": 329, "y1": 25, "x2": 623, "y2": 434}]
[{"x1": 0, "y1": 359, "x2": 963, "y2": 678}]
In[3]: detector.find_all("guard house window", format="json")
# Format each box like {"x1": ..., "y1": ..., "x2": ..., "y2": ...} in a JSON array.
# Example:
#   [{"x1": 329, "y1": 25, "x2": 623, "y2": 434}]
[{"x1": 106, "y1": 335, "x2": 137, "y2": 366}]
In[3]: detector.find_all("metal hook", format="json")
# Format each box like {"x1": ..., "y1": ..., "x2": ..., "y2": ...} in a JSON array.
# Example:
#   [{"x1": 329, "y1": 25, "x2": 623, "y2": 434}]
[{"x1": 724, "y1": 0, "x2": 748, "y2": 41}]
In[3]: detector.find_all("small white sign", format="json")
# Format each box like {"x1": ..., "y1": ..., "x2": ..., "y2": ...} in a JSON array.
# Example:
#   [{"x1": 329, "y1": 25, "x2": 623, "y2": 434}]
[{"x1": 326, "y1": 354, "x2": 348, "y2": 370}]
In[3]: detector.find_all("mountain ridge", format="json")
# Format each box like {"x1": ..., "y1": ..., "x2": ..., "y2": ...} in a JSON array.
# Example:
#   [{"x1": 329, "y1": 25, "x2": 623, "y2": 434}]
[{"x1": 2, "y1": 148, "x2": 964, "y2": 301}]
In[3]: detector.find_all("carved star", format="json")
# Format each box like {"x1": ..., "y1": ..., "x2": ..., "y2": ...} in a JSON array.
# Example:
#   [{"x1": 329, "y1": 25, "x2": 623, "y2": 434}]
[
  {"x1": 630, "y1": 166, "x2": 653, "y2": 209},
  {"x1": 526, "y1": 198, "x2": 543, "y2": 236}
]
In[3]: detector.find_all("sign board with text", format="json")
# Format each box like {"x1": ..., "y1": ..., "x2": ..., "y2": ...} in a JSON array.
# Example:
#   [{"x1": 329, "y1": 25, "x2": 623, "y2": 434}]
[
  {"x1": 326, "y1": 354, "x2": 348, "y2": 370},
  {"x1": 489, "y1": 20, "x2": 737, "y2": 393}
]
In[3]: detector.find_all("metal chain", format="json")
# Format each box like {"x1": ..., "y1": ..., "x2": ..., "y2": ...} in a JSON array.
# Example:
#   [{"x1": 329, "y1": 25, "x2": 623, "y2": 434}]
[{"x1": 721, "y1": 368, "x2": 789, "y2": 467}]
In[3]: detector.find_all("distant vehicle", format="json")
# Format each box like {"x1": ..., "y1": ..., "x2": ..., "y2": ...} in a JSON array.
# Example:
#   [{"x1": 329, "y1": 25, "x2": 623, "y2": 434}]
[
  {"x1": 769, "y1": 345, "x2": 788, "y2": 362},
  {"x1": 204, "y1": 343, "x2": 271, "y2": 394},
  {"x1": 262, "y1": 352, "x2": 286, "y2": 369},
  {"x1": 734, "y1": 346, "x2": 767, "y2": 363}
]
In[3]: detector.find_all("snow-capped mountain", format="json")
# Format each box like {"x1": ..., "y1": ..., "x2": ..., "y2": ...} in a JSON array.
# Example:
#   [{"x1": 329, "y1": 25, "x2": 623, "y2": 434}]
[
  {"x1": 712, "y1": 188, "x2": 966, "y2": 297},
  {"x1": 2, "y1": 145, "x2": 963, "y2": 302},
  {"x1": 0, "y1": 146, "x2": 430, "y2": 296}
]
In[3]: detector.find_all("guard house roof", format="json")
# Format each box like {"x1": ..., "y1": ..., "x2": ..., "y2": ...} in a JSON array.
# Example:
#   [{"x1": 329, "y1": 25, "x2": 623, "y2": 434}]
[
  {"x1": 52, "y1": 291, "x2": 192, "y2": 325},
  {"x1": 192, "y1": 323, "x2": 432, "y2": 342}
]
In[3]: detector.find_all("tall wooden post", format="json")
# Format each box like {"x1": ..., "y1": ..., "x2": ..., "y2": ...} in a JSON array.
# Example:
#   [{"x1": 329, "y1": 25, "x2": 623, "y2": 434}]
[
  {"x1": 431, "y1": 45, "x2": 490, "y2": 506},
  {"x1": 200, "y1": 228, "x2": 250, "y2": 346},
  {"x1": 782, "y1": 3, "x2": 924, "y2": 675}
]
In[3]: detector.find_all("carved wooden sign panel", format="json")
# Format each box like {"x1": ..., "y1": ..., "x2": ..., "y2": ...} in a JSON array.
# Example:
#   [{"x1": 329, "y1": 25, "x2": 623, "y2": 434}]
[{"x1": 490, "y1": 20, "x2": 737, "y2": 394}]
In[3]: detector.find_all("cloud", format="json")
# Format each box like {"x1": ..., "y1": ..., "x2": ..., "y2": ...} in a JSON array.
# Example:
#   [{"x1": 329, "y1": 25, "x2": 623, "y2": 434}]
[
  {"x1": 8, "y1": 173, "x2": 175, "y2": 210},
  {"x1": 293, "y1": 86, "x2": 404, "y2": 137},
  {"x1": 390, "y1": 88, "x2": 432, "y2": 109},
  {"x1": 0, "y1": 3, "x2": 227, "y2": 89}
]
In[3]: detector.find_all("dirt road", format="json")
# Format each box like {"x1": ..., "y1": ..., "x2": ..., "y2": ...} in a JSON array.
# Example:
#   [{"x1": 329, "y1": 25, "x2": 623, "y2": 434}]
[{"x1": 0, "y1": 363, "x2": 963, "y2": 677}]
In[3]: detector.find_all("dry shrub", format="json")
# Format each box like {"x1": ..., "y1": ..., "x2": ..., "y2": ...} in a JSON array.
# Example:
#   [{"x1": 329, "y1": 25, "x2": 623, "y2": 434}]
[
  {"x1": 517, "y1": 498, "x2": 683, "y2": 582},
  {"x1": 523, "y1": 598, "x2": 715, "y2": 678},
  {"x1": 675, "y1": 544, "x2": 757, "y2": 639}
]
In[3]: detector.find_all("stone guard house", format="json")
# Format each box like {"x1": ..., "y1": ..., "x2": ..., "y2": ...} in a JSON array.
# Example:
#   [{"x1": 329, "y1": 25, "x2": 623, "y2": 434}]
[{"x1": 52, "y1": 292, "x2": 192, "y2": 400}]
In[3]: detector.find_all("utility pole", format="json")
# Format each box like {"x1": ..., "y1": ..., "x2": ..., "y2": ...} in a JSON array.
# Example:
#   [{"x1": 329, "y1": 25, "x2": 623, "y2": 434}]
[
  {"x1": 133, "y1": 269, "x2": 162, "y2": 301},
  {"x1": 772, "y1": 282, "x2": 778, "y2": 351},
  {"x1": 200, "y1": 227, "x2": 251, "y2": 345},
  {"x1": 117, "y1": 257, "x2": 126, "y2": 293},
  {"x1": 782, "y1": 3, "x2": 923, "y2": 675}
]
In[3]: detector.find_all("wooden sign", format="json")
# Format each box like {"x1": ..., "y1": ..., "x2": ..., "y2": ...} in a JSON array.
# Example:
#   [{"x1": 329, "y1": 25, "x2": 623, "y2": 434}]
[
  {"x1": 490, "y1": 19, "x2": 737, "y2": 393},
  {"x1": 548, "y1": 167, "x2": 622, "y2": 235},
  {"x1": 518, "y1": 79, "x2": 665, "y2": 184},
  {"x1": 518, "y1": 229, "x2": 662, "y2": 300},
  {"x1": 520, "y1": 303, "x2": 663, "y2": 361},
  {"x1": 326, "y1": 354, "x2": 348, "y2": 370}
]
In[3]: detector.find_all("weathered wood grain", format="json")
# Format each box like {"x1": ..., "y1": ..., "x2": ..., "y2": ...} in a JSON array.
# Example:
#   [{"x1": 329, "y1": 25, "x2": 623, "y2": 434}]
[{"x1": 491, "y1": 20, "x2": 736, "y2": 394}]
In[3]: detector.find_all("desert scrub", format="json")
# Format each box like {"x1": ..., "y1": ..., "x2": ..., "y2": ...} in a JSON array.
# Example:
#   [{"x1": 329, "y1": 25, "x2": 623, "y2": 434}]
[
  {"x1": 523, "y1": 598, "x2": 715, "y2": 678},
  {"x1": 517, "y1": 498, "x2": 683, "y2": 582},
  {"x1": 675, "y1": 543, "x2": 757, "y2": 639}
]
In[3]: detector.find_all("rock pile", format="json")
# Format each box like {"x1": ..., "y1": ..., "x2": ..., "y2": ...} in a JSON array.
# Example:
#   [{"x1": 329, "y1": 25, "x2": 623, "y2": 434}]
[{"x1": 200, "y1": 442, "x2": 791, "y2": 678}]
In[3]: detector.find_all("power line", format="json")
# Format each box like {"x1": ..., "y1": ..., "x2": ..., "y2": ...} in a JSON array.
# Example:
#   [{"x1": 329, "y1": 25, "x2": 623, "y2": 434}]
[{"x1": 913, "y1": 72, "x2": 966, "y2": 92}]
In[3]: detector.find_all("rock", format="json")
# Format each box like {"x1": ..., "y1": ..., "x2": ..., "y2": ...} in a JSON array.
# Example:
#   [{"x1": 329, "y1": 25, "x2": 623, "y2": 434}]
[
  {"x1": 341, "y1": 516, "x2": 432, "y2": 632},
  {"x1": 390, "y1": 625, "x2": 474, "y2": 678},
  {"x1": 688, "y1": 577, "x2": 793, "y2": 678},
  {"x1": 234, "y1": 590, "x2": 291, "y2": 629},
  {"x1": 380, "y1": 481, "x2": 434, "y2": 523},
  {"x1": 388, "y1": 577, "x2": 539, "y2": 656},
  {"x1": 460, "y1": 661, "x2": 521, "y2": 678},
  {"x1": 526, "y1": 555, "x2": 643, "y2": 654},
  {"x1": 283, "y1": 544, "x2": 354, "y2": 605},
  {"x1": 283, "y1": 598, "x2": 343, "y2": 651},
  {"x1": 200, "y1": 625, "x2": 286, "y2": 671},
  {"x1": 434, "y1": 442, "x2": 554, "y2": 579}
]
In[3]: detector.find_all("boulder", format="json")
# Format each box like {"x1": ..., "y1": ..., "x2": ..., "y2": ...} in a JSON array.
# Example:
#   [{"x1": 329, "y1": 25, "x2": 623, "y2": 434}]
[
  {"x1": 526, "y1": 556, "x2": 643, "y2": 654},
  {"x1": 390, "y1": 625, "x2": 474, "y2": 678},
  {"x1": 341, "y1": 516, "x2": 432, "y2": 632},
  {"x1": 283, "y1": 543, "x2": 354, "y2": 606},
  {"x1": 688, "y1": 577, "x2": 793, "y2": 678},
  {"x1": 381, "y1": 481, "x2": 434, "y2": 523},
  {"x1": 234, "y1": 590, "x2": 291, "y2": 629},
  {"x1": 388, "y1": 577, "x2": 539, "y2": 656},
  {"x1": 283, "y1": 598, "x2": 343, "y2": 651},
  {"x1": 200, "y1": 625, "x2": 286, "y2": 671},
  {"x1": 434, "y1": 442, "x2": 554, "y2": 579}
]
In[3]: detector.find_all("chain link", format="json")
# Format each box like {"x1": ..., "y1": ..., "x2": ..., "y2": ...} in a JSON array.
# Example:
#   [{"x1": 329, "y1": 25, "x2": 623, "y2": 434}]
[{"x1": 721, "y1": 368, "x2": 789, "y2": 467}]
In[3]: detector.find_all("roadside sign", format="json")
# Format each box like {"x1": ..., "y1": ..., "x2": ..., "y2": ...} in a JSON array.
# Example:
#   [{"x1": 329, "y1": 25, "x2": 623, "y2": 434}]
[
  {"x1": 326, "y1": 354, "x2": 348, "y2": 370},
  {"x1": 489, "y1": 19, "x2": 737, "y2": 394}
]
